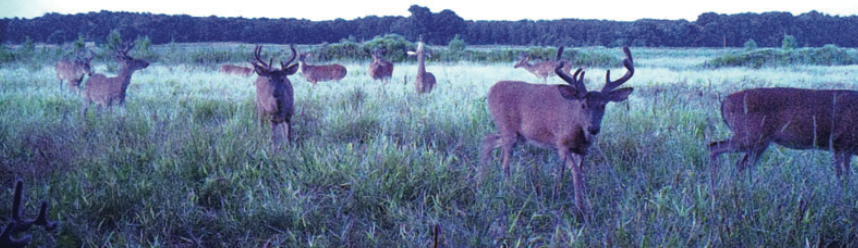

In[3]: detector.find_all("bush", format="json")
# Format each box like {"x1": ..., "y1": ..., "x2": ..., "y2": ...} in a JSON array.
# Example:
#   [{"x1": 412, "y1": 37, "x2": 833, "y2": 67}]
[
  {"x1": 782, "y1": 35, "x2": 798, "y2": 51},
  {"x1": 708, "y1": 45, "x2": 858, "y2": 68},
  {"x1": 744, "y1": 39, "x2": 758, "y2": 51}
]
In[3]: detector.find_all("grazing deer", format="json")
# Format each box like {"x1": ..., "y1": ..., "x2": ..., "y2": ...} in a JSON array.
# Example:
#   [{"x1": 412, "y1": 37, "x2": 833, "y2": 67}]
[
  {"x1": 55, "y1": 50, "x2": 94, "y2": 92},
  {"x1": 369, "y1": 48, "x2": 394, "y2": 83},
  {"x1": 250, "y1": 45, "x2": 299, "y2": 143},
  {"x1": 407, "y1": 37, "x2": 436, "y2": 94},
  {"x1": 482, "y1": 47, "x2": 635, "y2": 212},
  {"x1": 0, "y1": 180, "x2": 59, "y2": 248},
  {"x1": 219, "y1": 64, "x2": 254, "y2": 76},
  {"x1": 709, "y1": 87, "x2": 858, "y2": 185},
  {"x1": 297, "y1": 52, "x2": 347, "y2": 84},
  {"x1": 81, "y1": 43, "x2": 149, "y2": 117},
  {"x1": 514, "y1": 53, "x2": 574, "y2": 83}
]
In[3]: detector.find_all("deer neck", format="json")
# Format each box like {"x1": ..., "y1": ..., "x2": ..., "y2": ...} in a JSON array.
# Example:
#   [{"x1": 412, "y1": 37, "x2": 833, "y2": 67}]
[
  {"x1": 116, "y1": 66, "x2": 138, "y2": 89},
  {"x1": 416, "y1": 52, "x2": 426, "y2": 75}
]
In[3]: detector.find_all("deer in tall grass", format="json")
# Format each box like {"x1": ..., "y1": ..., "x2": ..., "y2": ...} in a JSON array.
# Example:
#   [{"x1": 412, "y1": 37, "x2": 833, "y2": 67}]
[
  {"x1": 514, "y1": 52, "x2": 574, "y2": 83},
  {"x1": 297, "y1": 52, "x2": 347, "y2": 84},
  {"x1": 709, "y1": 87, "x2": 858, "y2": 185},
  {"x1": 369, "y1": 48, "x2": 394, "y2": 83},
  {"x1": 81, "y1": 43, "x2": 149, "y2": 117},
  {"x1": 55, "y1": 50, "x2": 94, "y2": 92},
  {"x1": 482, "y1": 46, "x2": 635, "y2": 212},
  {"x1": 219, "y1": 64, "x2": 254, "y2": 76},
  {"x1": 407, "y1": 36, "x2": 435, "y2": 94},
  {"x1": 250, "y1": 45, "x2": 299, "y2": 143}
]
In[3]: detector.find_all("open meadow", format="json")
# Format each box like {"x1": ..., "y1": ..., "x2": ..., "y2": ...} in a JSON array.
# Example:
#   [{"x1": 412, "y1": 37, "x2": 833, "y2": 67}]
[{"x1": 2, "y1": 44, "x2": 858, "y2": 247}]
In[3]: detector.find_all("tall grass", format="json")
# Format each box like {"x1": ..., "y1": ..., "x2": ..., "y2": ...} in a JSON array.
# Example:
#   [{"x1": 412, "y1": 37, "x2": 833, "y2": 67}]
[{"x1": 1, "y1": 46, "x2": 858, "y2": 247}]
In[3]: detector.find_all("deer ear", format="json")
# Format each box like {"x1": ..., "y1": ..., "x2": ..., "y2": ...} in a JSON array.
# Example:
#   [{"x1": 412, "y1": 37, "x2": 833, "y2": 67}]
[
  {"x1": 284, "y1": 64, "x2": 299, "y2": 75},
  {"x1": 557, "y1": 85, "x2": 584, "y2": 100},
  {"x1": 606, "y1": 87, "x2": 634, "y2": 102}
]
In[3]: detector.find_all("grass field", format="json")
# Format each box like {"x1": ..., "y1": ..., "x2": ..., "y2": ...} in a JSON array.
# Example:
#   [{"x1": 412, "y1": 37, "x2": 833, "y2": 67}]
[{"x1": 2, "y1": 44, "x2": 858, "y2": 247}]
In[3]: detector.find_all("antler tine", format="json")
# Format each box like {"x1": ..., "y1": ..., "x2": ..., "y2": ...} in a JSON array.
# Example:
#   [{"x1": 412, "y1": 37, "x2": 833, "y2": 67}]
[
  {"x1": 555, "y1": 46, "x2": 565, "y2": 60},
  {"x1": 602, "y1": 46, "x2": 634, "y2": 93},
  {"x1": 555, "y1": 46, "x2": 587, "y2": 92},
  {"x1": 286, "y1": 44, "x2": 297, "y2": 65}
]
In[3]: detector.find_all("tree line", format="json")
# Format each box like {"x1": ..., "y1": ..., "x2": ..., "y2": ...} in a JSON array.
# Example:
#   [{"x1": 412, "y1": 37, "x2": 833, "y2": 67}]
[{"x1": 2, "y1": 5, "x2": 857, "y2": 48}]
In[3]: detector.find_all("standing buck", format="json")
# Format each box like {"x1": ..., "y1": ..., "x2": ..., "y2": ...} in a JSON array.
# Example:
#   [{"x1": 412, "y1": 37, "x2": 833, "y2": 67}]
[
  {"x1": 709, "y1": 87, "x2": 858, "y2": 185},
  {"x1": 407, "y1": 37, "x2": 435, "y2": 94},
  {"x1": 56, "y1": 50, "x2": 94, "y2": 92},
  {"x1": 298, "y1": 52, "x2": 347, "y2": 84},
  {"x1": 250, "y1": 45, "x2": 299, "y2": 143},
  {"x1": 482, "y1": 47, "x2": 634, "y2": 212},
  {"x1": 514, "y1": 53, "x2": 574, "y2": 83},
  {"x1": 219, "y1": 64, "x2": 254, "y2": 76},
  {"x1": 369, "y1": 48, "x2": 394, "y2": 83},
  {"x1": 81, "y1": 43, "x2": 149, "y2": 117}
]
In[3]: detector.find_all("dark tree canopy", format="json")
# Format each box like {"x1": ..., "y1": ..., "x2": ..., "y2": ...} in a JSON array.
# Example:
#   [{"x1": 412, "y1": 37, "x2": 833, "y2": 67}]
[{"x1": 2, "y1": 7, "x2": 857, "y2": 47}]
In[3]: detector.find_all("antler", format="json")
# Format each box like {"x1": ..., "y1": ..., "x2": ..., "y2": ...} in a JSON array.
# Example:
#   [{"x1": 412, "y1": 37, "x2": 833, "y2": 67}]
[
  {"x1": 280, "y1": 44, "x2": 297, "y2": 70},
  {"x1": 115, "y1": 42, "x2": 135, "y2": 58},
  {"x1": 251, "y1": 45, "x2": 272, "y2": 73},
  {"x1": 0, "y1": 180, "x2": 59, "y2": 248},
  {"x1": 602, "y1": 46, "x2": 634, "y2": 93},
  {"x1": 555, "y1": 46, "x2": 587, "y2": 93}
]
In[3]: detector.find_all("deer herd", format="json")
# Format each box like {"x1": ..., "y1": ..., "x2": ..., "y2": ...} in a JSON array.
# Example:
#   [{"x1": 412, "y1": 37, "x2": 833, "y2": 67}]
[{"x1": 51, "y1": 39, "x2": 858, "y2": 214}]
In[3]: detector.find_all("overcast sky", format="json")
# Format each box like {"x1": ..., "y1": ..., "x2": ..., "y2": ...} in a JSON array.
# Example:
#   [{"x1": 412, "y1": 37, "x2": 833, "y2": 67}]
[{"x1": 1, "y1": 0, "x2": 856, "y2": 21}]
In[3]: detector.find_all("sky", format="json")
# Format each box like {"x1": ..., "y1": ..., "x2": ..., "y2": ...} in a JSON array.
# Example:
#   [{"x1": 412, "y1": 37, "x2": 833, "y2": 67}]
[{"x1": 1, "y1": 0, "x2": 856, "y2": 22}]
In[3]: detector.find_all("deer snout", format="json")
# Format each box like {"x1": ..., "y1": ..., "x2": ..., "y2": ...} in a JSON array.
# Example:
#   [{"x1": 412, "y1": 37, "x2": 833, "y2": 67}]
[{"x1": 587, "y1": 126, "x2": 601, "y2": 135}]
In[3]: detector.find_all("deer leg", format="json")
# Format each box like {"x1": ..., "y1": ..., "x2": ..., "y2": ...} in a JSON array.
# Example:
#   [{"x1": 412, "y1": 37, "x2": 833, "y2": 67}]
[
  {"x1": 500, "y1": 137, "x2": 515, "y2": 175},
  {"x1": 566, "y1": 153, "x2": 588, "y2": 213},
  {"x1": 833, "y1": 151, "x2": 852, "y2": 185},
  {"x1": 708, "y1": 139, "x2": 739, "y2": 187},
  {"x1": 284, "y1": 121, "x2": 292, "y2": 143},
  {"x1": 480, "y1": 134, "x2": 502, "y2": 165}
]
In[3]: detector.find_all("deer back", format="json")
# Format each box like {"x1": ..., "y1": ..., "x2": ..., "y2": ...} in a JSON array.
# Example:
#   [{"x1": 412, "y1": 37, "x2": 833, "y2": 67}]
[
  {"x1": 220, "y1": 64, "x2": 253, "y2": 76},
  {"x1": 299, "y1": 53, "x2": 347, "y2": 83},
  {"x1": 720, "y1": 88, "x2": 858, "y2": 150}
]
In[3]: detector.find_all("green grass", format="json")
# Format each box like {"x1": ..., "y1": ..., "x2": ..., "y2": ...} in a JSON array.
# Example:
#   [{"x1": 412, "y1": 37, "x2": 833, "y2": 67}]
[{"x1": 2, "y1": 46, "x2": 858, "y2": 247}]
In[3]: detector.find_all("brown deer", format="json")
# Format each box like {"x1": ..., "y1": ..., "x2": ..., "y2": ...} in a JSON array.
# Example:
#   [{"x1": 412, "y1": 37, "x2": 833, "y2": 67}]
[
  {"x1": 219, "y1": 64, "x2": 254, "y2": 76},
  {"x1": 369, "y1": 48, "x2": 394, "y2": 83},
  {"x1": 55, "y1": 50, "x2": 94, "y2": 92},
  {"x1": 407, "y1": 37, "x2": 436, "y2": 94},
  {"x1": 514, "y1": 53, "x2": 574, "y2": 83},
  {"x1": 81, "y1": 43, "x2": 149, "y2": 117},
  {"x1": 297, "y1": 52, "x2": 347, "y2": 84},
  {"x1": 250, "y1": 45, "x2": 299, "y2": 143},
  {"x1": 482, "y1": 46, "x2": 635, "y2": 212},
  {"x1": 709, "y1": 87, "x2": 858, "y2": 185}
]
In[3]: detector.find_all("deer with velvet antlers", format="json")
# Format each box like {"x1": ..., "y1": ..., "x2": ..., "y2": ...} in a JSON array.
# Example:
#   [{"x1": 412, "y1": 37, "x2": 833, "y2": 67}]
[
  {"x1": 250, "y1": 45, "x2": 299, "y2": 143},
  {"x1": 482, "y1": 47, "x2": 635, "y2": 212},
  {"x1": 81, "y1": 43, "x2": 149, "y2": 117}
]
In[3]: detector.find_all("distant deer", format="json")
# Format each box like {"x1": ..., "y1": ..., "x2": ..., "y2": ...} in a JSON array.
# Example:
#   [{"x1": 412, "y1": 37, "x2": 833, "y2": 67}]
[
  {"x1": 55, "y1": 50, "x2": 94, "y2": 92},
  {"x1": 482, "y1": 47, "x2": 635, "y2": 212},
  {"x1": 219, "y1": 64, "x2": 254, "y2": 76},
  {"x1": 709, "y1": 87, "x2": 858, "y2": 185},
  {"x1": 297, "y1": 52, "x2": 347, "y2": 84},
  {"x1": 369, "y1": 48, "x2": 394, "y2": 83},
  {"x1": 250, "y1": 45, "x2": 299, "y2": 143},
  {"x1": 81, "y1": 43, "x2": 149, "y2": 117},
  {"x1": 514, "y1": 53, "x2": 574, "y2": 82},
  {"x1": 0, "y1": 180, "x2": 59, "y2": 248},
  {"x1": 407, "y1": 37, "x2": 436, "y2": 94}
]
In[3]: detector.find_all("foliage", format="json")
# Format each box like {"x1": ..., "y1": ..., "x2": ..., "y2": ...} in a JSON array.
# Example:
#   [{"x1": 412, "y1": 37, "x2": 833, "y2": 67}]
[
  {"x1": 744, "y1": 39, "x2": 758, "y2": 51},
  {"x1": 106, "y1": 29, "x2": 123, "y2": 53},
  {"x1": 708, "y1": 45, "x2": 858, "y2": 68},
  {"x1": 441, "y1": 34, "x2": 467, "y2": 61},
  {"x1": 4, "y1": 9, "x2": 858, "y2": 48},
  {"x1": 782, "y1": 35, "x2": 798, "y2": 50}
]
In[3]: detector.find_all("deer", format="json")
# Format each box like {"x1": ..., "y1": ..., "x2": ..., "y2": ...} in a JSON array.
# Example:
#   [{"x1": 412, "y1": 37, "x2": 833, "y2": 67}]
[
  {"x1": 709, "y1": 87, "x2": 858, "y2": 186},
  {"x1": 514, "y1": 52, "x2": 574, "y2": 83},
  {"x1": 55, "y1": 50, "x2": 94, "y2": 92},
  {"x1": 297, "y1": 52, "x2": 347, "y2": 84},
  {"x1": 481, "y1": 46, "x2": 635, "y2": 213},
  {"x1": 368, "y1": 48, "x2": 394, "y2": 83},
  {"x1": 407, "y1": 36, "x2": 436, "y2": 94},
  {"x1": 0, "y1": 180, "x2": 59, "y2": 248},
  {"x1": 249, "y1": 45, "x2": 299, "y2": 143},
  {"x1": 219, "y1": 64, "x2": 254, "y2": 76},
  {"x1": 81, "y1": 43, "x2": 149, "y2": 117}
]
